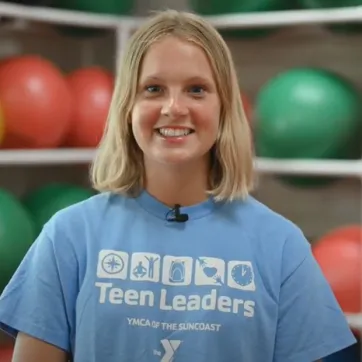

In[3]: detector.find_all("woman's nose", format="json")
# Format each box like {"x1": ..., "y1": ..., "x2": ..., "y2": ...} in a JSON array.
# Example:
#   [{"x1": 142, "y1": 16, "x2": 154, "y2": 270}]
[{"x1": 161, "y1": 94, "x2": 189, "y2": 118}]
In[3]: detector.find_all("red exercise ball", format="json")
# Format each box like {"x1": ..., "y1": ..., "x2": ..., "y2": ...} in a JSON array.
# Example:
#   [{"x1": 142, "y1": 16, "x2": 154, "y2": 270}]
[
  {"x1": 65, "y1": 67, "x2": 114, "y2": 148},
  {"x1": 313, "y1": 225, "x2": 362, "y2": 314},
  {"x1": 0, "y1": 55, "x2": 72, "y2": 149},
  {"x1": 241, "y1": 93, "x2": 253, "y2": 124},
  {"x1": 0, "y1": 347, "x2": 13, "y2": 362}
]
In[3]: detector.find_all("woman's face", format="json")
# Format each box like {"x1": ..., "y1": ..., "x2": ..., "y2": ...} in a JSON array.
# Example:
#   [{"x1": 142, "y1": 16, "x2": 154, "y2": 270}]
[{"x1": 131, "y1": 35, "x2": 221, "y2": 168}]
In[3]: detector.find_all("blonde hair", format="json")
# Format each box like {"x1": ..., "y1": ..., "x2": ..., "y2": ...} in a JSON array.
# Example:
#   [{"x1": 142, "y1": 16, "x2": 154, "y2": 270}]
[{"x1": 90, "y1": 9, "x2": 255, "y2": 202}]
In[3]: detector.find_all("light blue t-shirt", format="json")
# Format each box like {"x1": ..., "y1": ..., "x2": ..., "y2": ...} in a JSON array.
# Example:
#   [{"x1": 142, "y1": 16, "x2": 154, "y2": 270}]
[{"x1": 0, "y1": 191, "x2": 356, "y2": 361}]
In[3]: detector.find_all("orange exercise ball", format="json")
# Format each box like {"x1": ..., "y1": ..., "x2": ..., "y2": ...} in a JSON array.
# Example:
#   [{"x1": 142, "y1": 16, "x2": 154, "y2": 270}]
[
  {"x1": 313, "y1": 225, "x2": 362, "y2": 314},
  {"x1": 64, "y1": 67, "x2": 114, "y2": 148},
  {"x1": 0, "y1": 55, "x2": 72, "y2": 149}
]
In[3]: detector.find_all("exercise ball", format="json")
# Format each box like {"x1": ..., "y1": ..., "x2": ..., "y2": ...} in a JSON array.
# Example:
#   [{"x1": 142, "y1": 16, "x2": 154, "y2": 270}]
[
  {"x1": 241, "y1": 93, "x2": 253, "y2": 125},
  {"x1": 0, "y1": 55, "x2": 72, "y2": 149},
  {"x1": 0, "y1": 188, "x2": 35, "y2": 293},
  {"x1": 189, "y1": 0, "x2": 291, "y2": 39},
  {"x1": 0, "y1": 105, "x2": 5, "y2": 145},
  {"x1": 52, "y1": 0, "x2": 133, "y2": 14},
  {"x1": 22, "y1": 183, "x2": 73, "y2": 213},
  {"x1": 22, "y1": 183, "x2": 95, "y2": 235},
  {"x1": 313, "y1": 225, "x2": 362, "y2": 314},
  {"x1": 254, "y1": 68, "x2": 362, "y2": 186},
  {"x1": 300, "y1": 0, "x2": 362, "y2": 34},
  {"x1": 2, "y1": 0, "x2": 53, "y2": 4},
  {"x1": 300, "y1": 0, "x2": 362, "y2": 8},
  {"x1": 0, "y1": 347, "x2": 13, "y2": 362},
  {"x1": 64, "y1": 67, "x2": 113, "y2": 148},
  {"x1": 51, "y1": 0, "x2": 134, "y2": 38}
]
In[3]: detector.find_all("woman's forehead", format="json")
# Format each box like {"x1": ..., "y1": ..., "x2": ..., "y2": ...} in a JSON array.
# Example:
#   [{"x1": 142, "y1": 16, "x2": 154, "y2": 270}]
[{"x1": 138, "y1": 36, "x2": 215, "y2": 83}]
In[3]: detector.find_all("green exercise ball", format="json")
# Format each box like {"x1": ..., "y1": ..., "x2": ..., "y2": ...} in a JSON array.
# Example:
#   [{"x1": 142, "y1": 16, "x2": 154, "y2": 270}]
[
  {"x1": 329, "y1": 24, "x2": 362, "y2": 35},
  {"x1": 22, "y1": 183, "x2": 95, "y2": 235},
  {"x1": 254, "y1": 68, "x2": 362, "y2": 187},
  {"x1": 52, "y1": 0, "x2": 134, "y2": 38},
  {"x1": 189, "y1": 0, "x2": 290, "y2": 15},
  {"x1": 189, "y1": 0, "x2": 291, "y2": 39},
  {"x1": 22, "y1": 183, "x2": 73, "y2": 215},
  {"x1": 0, "y1": 189, "x2": 35, "y2": 292},
  {"x1": 300, "y1": 0, "x2": 362, "y2": 8},
  {"x1": 53, "y1": 0, "x2": 134, "y2": 13},
  {"x1": 300, "y1": 0, "x2": 362, "y2": 34}
]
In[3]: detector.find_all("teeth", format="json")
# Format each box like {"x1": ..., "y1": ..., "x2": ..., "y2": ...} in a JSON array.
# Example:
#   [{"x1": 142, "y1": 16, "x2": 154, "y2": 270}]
[{"x1": 158, "y1": 128, "x2": 192, "y2": 137}]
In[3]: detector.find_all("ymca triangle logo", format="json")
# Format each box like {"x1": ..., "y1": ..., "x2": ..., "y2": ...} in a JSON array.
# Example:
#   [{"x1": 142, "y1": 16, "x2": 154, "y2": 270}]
[{"x1": 160, "y1": 339, "x2": 182, "y2": 362}]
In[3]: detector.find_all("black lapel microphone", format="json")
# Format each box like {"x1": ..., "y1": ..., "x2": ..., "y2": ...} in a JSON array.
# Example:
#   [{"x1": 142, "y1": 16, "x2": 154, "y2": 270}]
[{"x1": 166, "y1": 204, "x2": 189, "y2": 223}]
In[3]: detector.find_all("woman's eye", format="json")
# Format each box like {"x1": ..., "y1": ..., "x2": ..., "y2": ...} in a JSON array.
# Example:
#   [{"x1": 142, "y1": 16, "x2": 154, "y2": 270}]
[
  {"x1": 189, "y1": 85, "x2": 206, "y2": 95},
  {"x1": 143, "y1": 85, "x2": 207, "y2": 96},
  {"x1": 146, "y1": 85, "x2": 162, "y2": 93}
]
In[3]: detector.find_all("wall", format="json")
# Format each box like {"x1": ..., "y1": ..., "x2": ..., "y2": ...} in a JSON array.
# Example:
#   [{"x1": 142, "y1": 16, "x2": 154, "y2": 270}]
[{"x1": 0, "y1": 0, "x2": 361, "y2": 246}]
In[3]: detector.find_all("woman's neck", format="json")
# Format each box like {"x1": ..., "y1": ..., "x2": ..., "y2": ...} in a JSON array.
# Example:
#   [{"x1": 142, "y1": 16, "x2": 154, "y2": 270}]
[{"x1": 144, "y1": 158, "x2": 210, "y2": 207}]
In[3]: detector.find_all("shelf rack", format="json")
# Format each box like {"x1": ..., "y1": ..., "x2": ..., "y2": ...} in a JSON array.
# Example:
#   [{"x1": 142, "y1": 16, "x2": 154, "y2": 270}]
[
  {"x1": 0, "y1": 1, "x2": 361, "y2": 176},
  {"x1": 2, "y1": 2, "x2": 362, "y2": 29},
  {"x1": 205, "y1": 6, "x2": 362, "y2": 28},
  {"x1": 346, "y1": 313, "x2": 362, "y2": 330},
  {"x1": 0, "y1": 0, "x2": 361, "y2": 330},
  {"x1": 0, "y1": 1, "x2": 138, "y2": 28},
  {"x1": 0, "y1": 148, "x2": 96, "y2": 165},
  {"x1": 2, "y1": 149, "x2": 362, "y2": 178}
]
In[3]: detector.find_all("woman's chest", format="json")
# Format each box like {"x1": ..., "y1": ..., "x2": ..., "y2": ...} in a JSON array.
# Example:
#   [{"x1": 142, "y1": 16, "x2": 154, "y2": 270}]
[
  {"x1": 76, "y1": 224, "x2": 279, "y2": 337},
  {"x1": 72, "y1": 223, "x2": 281, "y2": 361}
]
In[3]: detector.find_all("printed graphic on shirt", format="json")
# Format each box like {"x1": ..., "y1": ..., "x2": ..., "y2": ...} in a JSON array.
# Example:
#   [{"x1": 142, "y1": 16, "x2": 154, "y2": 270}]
[
  {"x1": 162, "y1": 256, "x2": 193, "y2": 286},
  {"x1": 95, "y1": 248, "x2": 256, "y2": 359},
  {"x1": 154, "y1": 339, "x2": 182, "y2": 362},
  {"x1": 130, "y1": 252, "x2": 161, "y2": 283},
  {"x1": 195, "y1": 257, "x2": 225, "y2": 286},
  {"x1": 97, "y1": 250, "x2": 256, "y2": 291},
  {"x1": 97, "y1": 250, "x2": 129, "y2": 280},
  {"x1": 228, "y1": 261, "x2": 256, "y2": 291}
]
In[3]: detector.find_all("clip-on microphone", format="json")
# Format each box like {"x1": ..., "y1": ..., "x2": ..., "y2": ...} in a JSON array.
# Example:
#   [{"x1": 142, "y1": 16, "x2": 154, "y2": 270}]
[{"x1": 167, "y1": 204, "x2": 189, "y2": 223}]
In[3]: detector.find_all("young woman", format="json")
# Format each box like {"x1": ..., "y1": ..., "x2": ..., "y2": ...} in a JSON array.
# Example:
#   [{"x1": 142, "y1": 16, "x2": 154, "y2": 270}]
[{"x1": 0, "y1": 9, "x2": 355, "y2": 362}]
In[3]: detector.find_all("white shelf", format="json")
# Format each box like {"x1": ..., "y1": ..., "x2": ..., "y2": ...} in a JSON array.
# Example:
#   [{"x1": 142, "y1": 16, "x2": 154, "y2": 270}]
[
  {"x1": 255, "y1": 158, "x2": 362, "y2": 177},
  {"x1": 204, "y1": 6, "x2": 362, "y2": 29},
  {"x1": 346, "y1": 313, "x2": 362, "y2": 330},
  {"x1": 0, "y1": 2, "x2": 362, "y2": 31},
  {"x1": 0, "y1": 148, "x2": 95, "y2": 165},
  {"x1": 0, "y1": 1, "x2": 140, "y2": 29},
  {"x1": 1, "y1": 149, "x2": 362, "y2": 177}
]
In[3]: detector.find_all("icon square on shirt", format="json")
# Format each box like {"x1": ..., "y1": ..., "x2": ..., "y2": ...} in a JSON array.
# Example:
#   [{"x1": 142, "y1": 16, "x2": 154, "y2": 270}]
[
  {"x1": 194, "y1": 257, "x2": 225, "y2": 286},
  {"x1": 162, "y1": 256, "x2": 193, "y2": 286},
  {"x1": 97, "y1": 249, "x2": 129, "y2": 280},
  {"x1": 130, "y1": 252, "x2": 161, "y2": 282},
  {"x1": 227, "y1": 261, "x2": 256, "y2": 291}
]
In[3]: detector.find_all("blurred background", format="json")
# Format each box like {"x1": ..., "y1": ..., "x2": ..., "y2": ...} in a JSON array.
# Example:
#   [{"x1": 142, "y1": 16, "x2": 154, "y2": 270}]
[{"x1": 0, "y1": 0, "x2": 361, "y2": 361}]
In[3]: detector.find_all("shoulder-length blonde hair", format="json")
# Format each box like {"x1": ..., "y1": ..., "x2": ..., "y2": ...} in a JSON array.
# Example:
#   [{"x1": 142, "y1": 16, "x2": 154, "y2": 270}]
[{"x1": 91, "y1": 9, "x2": 255, "y2": 202}]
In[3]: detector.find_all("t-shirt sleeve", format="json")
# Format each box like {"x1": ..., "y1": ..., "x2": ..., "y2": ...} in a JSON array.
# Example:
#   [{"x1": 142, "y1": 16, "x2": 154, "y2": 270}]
[
  {"x1": 0, "y1": 217, "x2": 77, "y2": 353},
  {"x1": 273, "y1": 227, "x2": 356, "y2": 362}
]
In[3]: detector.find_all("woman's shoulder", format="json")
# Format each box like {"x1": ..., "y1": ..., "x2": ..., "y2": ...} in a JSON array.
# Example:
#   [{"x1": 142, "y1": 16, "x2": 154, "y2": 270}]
[
  {"x1": 223, "y1": 196, "x2": 311, "y2": 266},
  {"x1": 228, "y1": 196, "x2": 304, "y2": 241},
  {"x1": 48, "y1": 191, "x2": 129, "y2": 225},
  {"x1": 41, "y1": 191, "x2": 133, "y2": 244}
]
